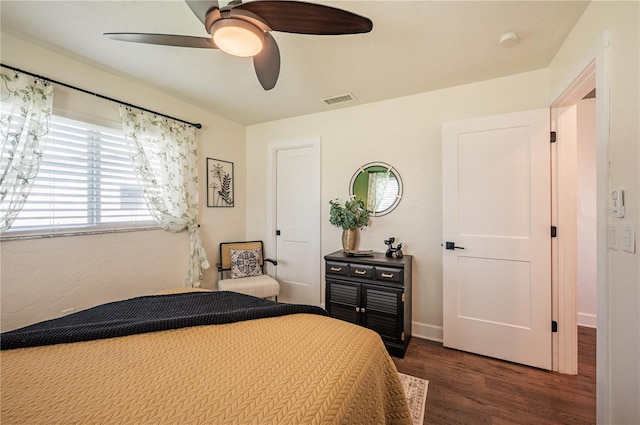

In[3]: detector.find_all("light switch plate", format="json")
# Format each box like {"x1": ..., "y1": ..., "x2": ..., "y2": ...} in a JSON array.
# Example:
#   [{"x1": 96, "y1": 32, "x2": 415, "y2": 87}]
[
  {"x1": 623, "y1": 225, "x2": 635, "y2": 253},
  {"x1": 608, "y1": 224, "x2": 618, "y2": 250}
]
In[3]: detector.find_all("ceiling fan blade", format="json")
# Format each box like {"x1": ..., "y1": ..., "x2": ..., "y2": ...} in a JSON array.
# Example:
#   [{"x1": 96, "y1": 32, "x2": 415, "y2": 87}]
[
  {"x1": 104, "y1": 33, "x2": 217, "y2": 49},
  {"x1": 232, "y1": 0, "x2": 372, "y2": 35},
  {"x1": 253, "y1": 33, "x2": 280, "y2": 90},
  {"x1": 185, "y1": 0, "x2": 219, "y2": 25}
]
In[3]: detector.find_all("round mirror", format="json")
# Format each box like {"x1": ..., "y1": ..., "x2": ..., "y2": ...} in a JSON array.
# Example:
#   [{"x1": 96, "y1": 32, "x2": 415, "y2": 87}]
[{"x1": 349, "y1": 162, "x2": 403, "y2": 217}]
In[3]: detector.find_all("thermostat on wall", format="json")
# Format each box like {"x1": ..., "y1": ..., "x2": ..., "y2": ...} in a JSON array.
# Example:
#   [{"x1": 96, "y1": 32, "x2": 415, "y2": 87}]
[{"x1": 611, "y1": 190, "x2": 625, "y2": 218}]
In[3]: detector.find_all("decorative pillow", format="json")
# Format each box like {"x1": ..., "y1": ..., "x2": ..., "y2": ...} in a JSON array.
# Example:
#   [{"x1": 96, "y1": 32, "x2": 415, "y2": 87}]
[{"x1": 230, "y1": 248, "x2": 262, "y2": 279}]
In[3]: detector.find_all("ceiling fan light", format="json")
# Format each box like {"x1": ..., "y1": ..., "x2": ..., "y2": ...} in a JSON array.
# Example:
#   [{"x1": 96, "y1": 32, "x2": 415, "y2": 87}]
[{"x1": 211, "y1": 19, "x2": 264, "y2": 57}]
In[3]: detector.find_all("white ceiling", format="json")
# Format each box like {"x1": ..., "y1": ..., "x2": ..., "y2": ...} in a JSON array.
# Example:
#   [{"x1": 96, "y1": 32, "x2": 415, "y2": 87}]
[{"x1": 0, "y1": 1, "x2": 589, "y2": 125}]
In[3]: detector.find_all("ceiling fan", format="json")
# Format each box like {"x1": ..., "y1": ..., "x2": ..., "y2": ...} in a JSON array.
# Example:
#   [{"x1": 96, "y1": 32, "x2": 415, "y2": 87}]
[{"x1": 104, "y1": 0, "x2": 373, "y2": 90}]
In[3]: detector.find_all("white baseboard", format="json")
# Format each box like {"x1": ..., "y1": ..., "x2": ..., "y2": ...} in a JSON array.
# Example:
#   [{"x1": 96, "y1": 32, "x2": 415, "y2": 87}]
[
  {"x1": 578, "y1": 312, "x2": 597, "y2": 328},
  {"x1": 411, "y1": 321, "x2": 443, "y2": 343}
]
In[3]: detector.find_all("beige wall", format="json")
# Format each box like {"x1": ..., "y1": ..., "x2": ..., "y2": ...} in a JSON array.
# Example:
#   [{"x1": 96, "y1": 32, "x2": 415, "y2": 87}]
[
  {"x1": 548, "y1": 1, "x2": 639, "y2": 423},
  {"x1": 0, "y1": 34, "x2": 247, "y2": 331},
  {"x1": 246, "y1": 69, "x2": 549, "y2": 340}
]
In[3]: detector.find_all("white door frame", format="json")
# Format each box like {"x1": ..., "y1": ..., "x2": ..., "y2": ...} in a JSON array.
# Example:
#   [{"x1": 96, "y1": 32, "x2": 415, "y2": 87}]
[
  {"x1": 548, "y1": 30, "x2": 610, "y2": 421},
  {"x1": 266, "y1": 137, "x2": 322, "y2": 303}
]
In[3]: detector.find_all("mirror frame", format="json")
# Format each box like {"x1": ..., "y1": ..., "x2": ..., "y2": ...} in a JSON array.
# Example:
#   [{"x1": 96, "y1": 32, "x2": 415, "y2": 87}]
[{"x1": 349, "y1": 162, "x2": 403, "y2": 217}]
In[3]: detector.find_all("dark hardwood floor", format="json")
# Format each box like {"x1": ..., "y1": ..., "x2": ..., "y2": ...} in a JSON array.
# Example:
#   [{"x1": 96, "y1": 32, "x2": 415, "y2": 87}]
[{"x1": 393, "y1": 327, "x2": 596, "y2": 425}]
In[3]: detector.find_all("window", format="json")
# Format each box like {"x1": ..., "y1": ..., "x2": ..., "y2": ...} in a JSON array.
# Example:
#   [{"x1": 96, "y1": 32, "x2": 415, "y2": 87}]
[{"x1": 3, "y1": 114, "x2": 155, "y2": 236}]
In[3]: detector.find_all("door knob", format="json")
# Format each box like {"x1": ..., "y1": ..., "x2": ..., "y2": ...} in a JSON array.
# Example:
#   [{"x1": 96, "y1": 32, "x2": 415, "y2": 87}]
[{"x1": 445, "y1": 242, "x2": 465, "y2": 250}]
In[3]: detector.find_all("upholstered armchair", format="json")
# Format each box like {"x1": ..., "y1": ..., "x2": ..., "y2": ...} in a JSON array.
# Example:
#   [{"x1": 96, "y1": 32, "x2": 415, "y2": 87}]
[{"x1": 217, "y1": 241, "x2": 279, "y2": 300}]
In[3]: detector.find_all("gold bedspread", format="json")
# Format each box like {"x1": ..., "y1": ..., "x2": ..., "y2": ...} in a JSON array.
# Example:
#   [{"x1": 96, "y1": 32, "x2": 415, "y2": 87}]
[{"x1": 1, "y1": 313, "x2": 412, "y2": 424}]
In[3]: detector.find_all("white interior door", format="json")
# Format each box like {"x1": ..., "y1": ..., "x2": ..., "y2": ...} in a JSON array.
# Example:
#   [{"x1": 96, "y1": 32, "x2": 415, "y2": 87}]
[
  {"x1": 273, "y1": 141, "x2": 321, "y2": 305},
  {"x1": 442, "y1": 109, "x2": 552, "y2": 370}
]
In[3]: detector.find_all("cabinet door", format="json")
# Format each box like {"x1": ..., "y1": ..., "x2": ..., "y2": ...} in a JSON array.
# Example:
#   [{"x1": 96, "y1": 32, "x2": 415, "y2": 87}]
[
  {"x1": 326, "y1": 279, "x2": 361, "y2": 325},
  {"x1": 361, "y1": 285, "x2": 403, "y2": 343}
]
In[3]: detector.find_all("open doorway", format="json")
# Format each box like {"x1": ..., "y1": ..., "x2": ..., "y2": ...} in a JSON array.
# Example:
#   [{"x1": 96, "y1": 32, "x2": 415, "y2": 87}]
[
  {"x1": 575, "y1": 92, "x2": 597, "y2": 385},
  {"x1": 576, "y1": 91, "x2": 598, "y2": 395},
  {"x1": 544, "y1": 28, "x2": 612, "y2": 420},
  {"x1": 550, "y1": 54, "x2": 602, "y2": 376},
  {"x1": 550, "y1": 31, "x2": 610, "y2": 420},
  {"x1": 576, "y1": 93, "x2": 597, "y2": 334}
]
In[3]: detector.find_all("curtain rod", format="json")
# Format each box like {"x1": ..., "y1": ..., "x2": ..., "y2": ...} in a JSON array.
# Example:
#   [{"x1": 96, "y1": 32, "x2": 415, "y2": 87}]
[{"x1": 1, "y1": 63, "x2": 202, "y2": 129}]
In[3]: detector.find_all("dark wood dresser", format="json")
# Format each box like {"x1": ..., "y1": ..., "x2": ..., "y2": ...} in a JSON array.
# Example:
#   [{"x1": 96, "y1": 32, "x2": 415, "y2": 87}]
[{"x1": 324, "y1": 250, "x2": 412, "y2": 358}]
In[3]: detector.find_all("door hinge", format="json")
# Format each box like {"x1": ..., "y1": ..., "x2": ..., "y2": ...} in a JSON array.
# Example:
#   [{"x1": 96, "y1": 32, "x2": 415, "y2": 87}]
[
  {"x1": 276, "y1": 230, "x2": 281, "y2": 236},
  {"x1": 551, "y1": 226, "x2": 557, "y2": 238},
  {"x1": 401, "y1": 293, "x2": 405, "y2": 303},
  {"x1": 401, "y1": 332, "x2": 405, "y2": 342},
  {"x1": 552, "y1": 321, "x2": 558, "y2": 333},
  {"x1": 550, "y1": 131, "x2": 557, "y2": 143}
]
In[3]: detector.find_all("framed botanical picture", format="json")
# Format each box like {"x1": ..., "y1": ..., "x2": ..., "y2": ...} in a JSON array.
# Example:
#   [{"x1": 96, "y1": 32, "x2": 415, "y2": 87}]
[{"x1": 207, "y1": 158, "x2": 234, "y2": 207}]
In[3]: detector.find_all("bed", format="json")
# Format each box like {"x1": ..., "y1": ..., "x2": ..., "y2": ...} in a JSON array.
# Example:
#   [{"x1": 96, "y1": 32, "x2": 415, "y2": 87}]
[{"x1": 1, "y1": 290, "x2": 412, "y2": 425}]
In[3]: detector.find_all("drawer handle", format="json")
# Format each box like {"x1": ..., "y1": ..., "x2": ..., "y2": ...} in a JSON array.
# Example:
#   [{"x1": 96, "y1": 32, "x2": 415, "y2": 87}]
[
  {"x1": 354, "y1": 269, "x2": 367, "y2": 275},
  {"x1": 330, "y1": 267, "x2": 343, "y2": 272},
  {"x1": 381, "y1": 272, "x2": 394, "y2": 278},
  {"x1": 355, "y1": 307, "x2": 360, "y2": 312}
]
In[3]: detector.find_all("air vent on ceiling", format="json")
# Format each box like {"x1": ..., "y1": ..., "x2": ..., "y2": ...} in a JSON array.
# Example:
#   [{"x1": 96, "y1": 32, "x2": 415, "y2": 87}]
[{"x1": 322, "y1": 93, "x2": 357, "y2": 105}]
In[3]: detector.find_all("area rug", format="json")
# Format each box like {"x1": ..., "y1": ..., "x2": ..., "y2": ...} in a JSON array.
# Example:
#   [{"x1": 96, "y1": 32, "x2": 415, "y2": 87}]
[{"x1": 398, "y1": 372, "x2": 429, "y2": 425}]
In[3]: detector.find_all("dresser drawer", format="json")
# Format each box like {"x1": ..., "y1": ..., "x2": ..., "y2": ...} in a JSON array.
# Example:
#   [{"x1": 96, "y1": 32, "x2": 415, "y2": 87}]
[
  {"x1": 348, "y1": 264, "x2": 374, "y2": 280},
  {"x1": 326, "y1": 261, "x2": 348, "y2": 277},
  {"x1": 375, "y1": 266, "x2": 404, "y2": 284}
]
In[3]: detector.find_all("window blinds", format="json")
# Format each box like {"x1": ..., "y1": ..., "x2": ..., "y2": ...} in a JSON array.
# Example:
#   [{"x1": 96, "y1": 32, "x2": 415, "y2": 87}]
[{"x1": 6, "y1": 114, "x2": 155, "y2": 234}]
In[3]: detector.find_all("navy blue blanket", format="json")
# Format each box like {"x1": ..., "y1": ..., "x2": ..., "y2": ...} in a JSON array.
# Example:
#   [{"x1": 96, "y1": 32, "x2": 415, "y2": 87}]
[{"x1": 1, "y1": 291, "x2": 327, "y2": 350}]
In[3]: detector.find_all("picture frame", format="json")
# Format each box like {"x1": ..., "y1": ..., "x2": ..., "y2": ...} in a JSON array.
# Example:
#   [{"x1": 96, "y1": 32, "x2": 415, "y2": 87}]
[{"x1": 207, "y1": 158, "x2": 234, "y2": 207}]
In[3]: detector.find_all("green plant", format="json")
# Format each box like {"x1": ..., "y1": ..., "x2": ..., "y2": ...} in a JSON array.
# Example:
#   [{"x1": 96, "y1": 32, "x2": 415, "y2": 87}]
[{"x1": 329, "y1": 198, "x2": 370, "y2": 230}]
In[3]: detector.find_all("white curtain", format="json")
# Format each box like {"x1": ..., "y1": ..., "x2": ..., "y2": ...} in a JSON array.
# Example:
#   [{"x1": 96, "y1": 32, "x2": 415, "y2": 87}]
[
  {"x1": 0, "y1": 71, "x2": 54, "y2": 231},
  {"x1": 119, "y1": 105, "x2": 209, "y2": 287}
]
